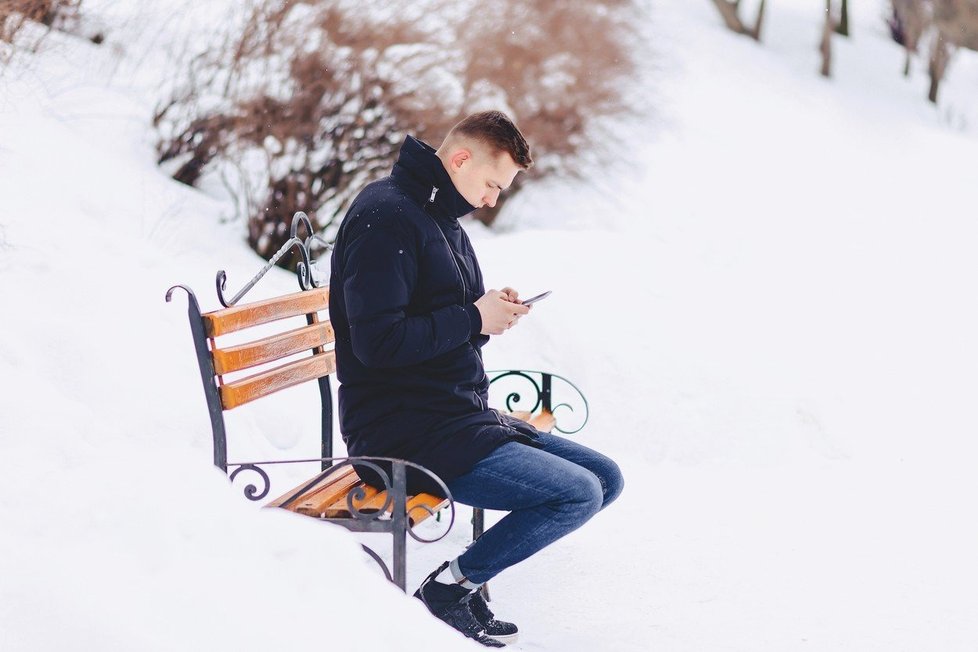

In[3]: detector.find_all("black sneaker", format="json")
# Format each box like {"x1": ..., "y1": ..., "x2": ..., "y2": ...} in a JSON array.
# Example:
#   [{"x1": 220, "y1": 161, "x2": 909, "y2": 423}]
[
  {"x1": 469, "y1": 591, "x2": 519, "y2": 645},
  {"x1": 414, "y1": 563, "x2": 505, "y2": 648}
]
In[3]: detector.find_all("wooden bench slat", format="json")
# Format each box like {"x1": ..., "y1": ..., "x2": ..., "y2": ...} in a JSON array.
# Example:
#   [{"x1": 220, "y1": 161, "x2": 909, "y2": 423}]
[
  {"x1": 203, "y1": 287, "x2": 329, "y2": 337},
  {"x1": 293, "y1": 472, "x2": 364, "y2": 517},
  {"x1": 265, "y1": 464, "x2": 358, "y2": 509},
  {"x1": 321, "y1": 484, "x2": 383, "y2": 518},
  {"x1": 212, "y1": 321, "x2": 335, "y2": 375},
  {"x1": 219, "y1": 350, "x2": 336, "y2": 410},
  {"x1": 267, "y1": 464, "x2": 448, "y2": 526},
  {"x1": 529, "y1": 410, "x2": 556, "y2": 433},
  {"x1": 405, "y1": 494, "x2": 449, "y2": 526},
  {"x1": 509, "y1": 410, "x2": 556, "y2": 433},
  {"x1": 321, "y1": 487, "x2": 447, "y2": 526}
]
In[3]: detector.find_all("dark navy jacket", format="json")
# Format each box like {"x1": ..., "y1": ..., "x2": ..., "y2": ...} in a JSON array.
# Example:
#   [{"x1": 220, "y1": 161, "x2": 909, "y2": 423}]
[{"x1": 329, "y1": 136, "x2": 538, "y2": 495}]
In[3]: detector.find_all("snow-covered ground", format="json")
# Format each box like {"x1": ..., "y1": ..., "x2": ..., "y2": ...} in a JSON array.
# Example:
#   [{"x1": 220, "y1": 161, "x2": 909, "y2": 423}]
[{"x1": 2, "y1": 1, "x2": 977, "y2": 650}]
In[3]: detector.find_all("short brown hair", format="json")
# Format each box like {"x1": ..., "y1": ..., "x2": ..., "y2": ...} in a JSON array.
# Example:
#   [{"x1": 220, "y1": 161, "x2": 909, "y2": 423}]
[{"x1": 447, "y1": 111, "x2": 533, "y2": 169}]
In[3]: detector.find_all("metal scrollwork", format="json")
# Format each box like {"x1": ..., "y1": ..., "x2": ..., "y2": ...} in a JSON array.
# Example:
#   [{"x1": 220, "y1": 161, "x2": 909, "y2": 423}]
[
  {"x1": 341, "y1": 458, "x2": 395, "y2": 524},
  {"x1": 228, "y1": 464, "x2": 271, "y2": 501},
  {"x1": 488, "y1": 370, "x2": 542, "y2": 414},
  {"x1": 488, "y1": 369, "x2": 590, "y2": 435},
  {"x1": 402, "y1": 461, "x2": 457, "y2": 544},
  {"x1": 291, "y1": 211, "x2": 332, "y2": 292},
  {"x1": 216, "y1": 211, "x2": 331, "y2": 307}
]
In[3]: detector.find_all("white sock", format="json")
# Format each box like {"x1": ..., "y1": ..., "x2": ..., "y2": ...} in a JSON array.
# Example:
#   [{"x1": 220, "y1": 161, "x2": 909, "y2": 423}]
[{"x1": 449, "y1": 557, "x2": 482, "y2": 591}]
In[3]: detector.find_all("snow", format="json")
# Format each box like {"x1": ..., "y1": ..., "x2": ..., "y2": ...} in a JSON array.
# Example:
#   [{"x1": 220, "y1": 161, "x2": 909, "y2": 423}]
[{"x1": 2, "y1": 0, "x2": 978, "y2": 650}]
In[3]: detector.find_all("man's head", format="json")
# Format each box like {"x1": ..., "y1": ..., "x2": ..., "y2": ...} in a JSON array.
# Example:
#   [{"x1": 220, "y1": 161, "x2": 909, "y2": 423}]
[{"x1": 436, "y1": 111, "x2": 532, "y2": 209}]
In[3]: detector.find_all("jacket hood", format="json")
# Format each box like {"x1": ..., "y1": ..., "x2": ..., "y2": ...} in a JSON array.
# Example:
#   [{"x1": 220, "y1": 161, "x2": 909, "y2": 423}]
[{"x1": 391, "y1": 135, "x2": 477, "y2": 222}]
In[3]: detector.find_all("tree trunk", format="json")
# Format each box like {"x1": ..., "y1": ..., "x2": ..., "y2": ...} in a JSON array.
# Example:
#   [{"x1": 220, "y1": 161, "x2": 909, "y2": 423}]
[
  {"x1": 710, "y1": 0, "x2": 766, "y2": 41},
  {"x1": 835, "y1": 0, "x2": 850, "y2": 36},
  {"x1": 750, "y1": 0, "x2": 768, "y2": 41},
  {"x1": 928, "y1": 31, "x2": 951, "y2": 103},
  {"x1": 710, "y1": 0, "x2": 749, "y2": 35},
  {"x1": 820, "y1": 0, "x2": 834, "y2": 77}
]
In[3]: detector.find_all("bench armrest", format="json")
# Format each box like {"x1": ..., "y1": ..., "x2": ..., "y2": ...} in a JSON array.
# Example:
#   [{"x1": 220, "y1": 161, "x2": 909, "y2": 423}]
[{"x1": 486, "y1": 369, "x2": 590, "y2": 435}]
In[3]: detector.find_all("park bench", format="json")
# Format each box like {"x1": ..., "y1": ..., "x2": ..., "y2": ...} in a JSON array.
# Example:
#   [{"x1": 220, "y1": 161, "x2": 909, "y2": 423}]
[{"x1": 166, "y1": 212, "x2": 589, "y2": 593}]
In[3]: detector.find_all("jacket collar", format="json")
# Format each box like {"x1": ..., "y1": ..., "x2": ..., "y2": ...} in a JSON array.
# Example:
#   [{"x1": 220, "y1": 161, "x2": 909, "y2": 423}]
[{"x1": 390, "y1": 135, "x2": 476, "y2": 222}]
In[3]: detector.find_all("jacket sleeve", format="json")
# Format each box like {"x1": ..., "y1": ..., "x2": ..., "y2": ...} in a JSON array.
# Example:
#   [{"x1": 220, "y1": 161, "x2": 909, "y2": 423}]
[{"x1": 342, "y1": 222, "x2": 482, "y2": 369}]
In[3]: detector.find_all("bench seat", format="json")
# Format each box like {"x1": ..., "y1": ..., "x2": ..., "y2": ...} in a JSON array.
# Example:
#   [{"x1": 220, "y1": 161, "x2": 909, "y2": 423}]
[
  {"x1": 267, "y1": 410, "x2": 555, "y2": 525},
  {"x1": 267, "y1": 464, "x2": 448, "y2": 525}
]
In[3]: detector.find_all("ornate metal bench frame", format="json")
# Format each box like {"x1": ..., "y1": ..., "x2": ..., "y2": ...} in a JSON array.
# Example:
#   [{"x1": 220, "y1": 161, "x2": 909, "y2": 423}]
[{"x1": 166, "y1": 212, "x2": 456, "y2": 591}]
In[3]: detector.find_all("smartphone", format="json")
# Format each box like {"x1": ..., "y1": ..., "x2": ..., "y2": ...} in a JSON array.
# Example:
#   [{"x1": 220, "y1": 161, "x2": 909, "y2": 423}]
[{"x1": 521, "y1": 290, "x2": 552, "y2": 306}]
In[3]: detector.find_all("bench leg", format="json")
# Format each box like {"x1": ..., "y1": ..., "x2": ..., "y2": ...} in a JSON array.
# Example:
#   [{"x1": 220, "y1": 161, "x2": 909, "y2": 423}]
[
  {"x1": 361, "y1": 544, "x2": 393, "y2": 583},
  {"x1": 392, "y1": 462, "x2": 408, "y2": 592},
  {"x1": 392, "y1": 522, "x2": 407, "y2": 591}
]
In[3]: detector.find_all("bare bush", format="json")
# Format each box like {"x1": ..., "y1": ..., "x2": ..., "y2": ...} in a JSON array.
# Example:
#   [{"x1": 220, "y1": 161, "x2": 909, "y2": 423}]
[
  {"x1": 888, "y1": 0, "x2": 978, "y2": 102},
  {"x1": 156, "y1": 0, "x2": 450, "y2": 261},
  {"x1": 155, "y1": 0, "x2": 642, "y2": 262},
  {"x1": 933, "y1": 0, "x2": 978, "y2": 48},
  {"x1": 451, "y1": 0, "x2": 642, "y2": 225},
  {"x1": 0, "y1": 0, "x2": 81, "y2": 45}
]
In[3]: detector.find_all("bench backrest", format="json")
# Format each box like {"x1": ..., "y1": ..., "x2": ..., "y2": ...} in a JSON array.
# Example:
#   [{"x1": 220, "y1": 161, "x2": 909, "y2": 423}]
[
  {"x1": 203, "y1": 287, "x2": 334, "y2": 410},
  {"x1": 169, "y1": 283, "x2": 335, "y2": 473}
]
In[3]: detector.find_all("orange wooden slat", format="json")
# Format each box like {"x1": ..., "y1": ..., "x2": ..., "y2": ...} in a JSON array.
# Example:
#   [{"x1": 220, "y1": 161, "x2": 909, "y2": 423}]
[
  {"x1": 211, "y1": 321, "x2": 335, "y2": 375},
  {"x1": 265, "y1": 464, "x2": 358, "y2": 509},
  {"x1": 405, "y1": 494, "x2": 449, "y2": 526},
  {"x1": 321, "y1": 487, "x2": 446, "y2": 524},
  {"x1": 529, "y1": 410, "x2": 556, "y2": 433},
  {"x1": 267, "y1": 467, "x2": 448, "y2": 525},
  {"x1": 219, "y1": 350, "x2": 335, "y2": 410},
  {"x1": 321, "y1": 484, "x2": 384, "y2": 518},
  {"x1": 508, "y1": 410, "x2": 556, "y2": 433},
  {"x1": 202, "y1": 287, "x2": 329, "y2": 337},
  {"x1": 293, "y1": 473, "x2": 363, "y2": 517}
]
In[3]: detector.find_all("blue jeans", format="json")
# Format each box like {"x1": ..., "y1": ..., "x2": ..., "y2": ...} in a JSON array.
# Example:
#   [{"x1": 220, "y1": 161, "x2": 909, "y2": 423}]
[{"x1": 445, "y1": 433, "x2": 624, "y2": 585}]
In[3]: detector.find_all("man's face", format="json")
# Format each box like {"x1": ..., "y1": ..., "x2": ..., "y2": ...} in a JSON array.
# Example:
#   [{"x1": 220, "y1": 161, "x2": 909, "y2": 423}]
[{"x1": 447, "y1": 147, "x2": 522, "y2": 209}]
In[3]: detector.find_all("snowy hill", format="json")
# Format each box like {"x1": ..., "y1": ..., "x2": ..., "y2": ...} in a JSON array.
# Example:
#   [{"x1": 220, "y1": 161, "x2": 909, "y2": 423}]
[{"x1": 2, "y1": 1, "x2": 978, "y2": 650}]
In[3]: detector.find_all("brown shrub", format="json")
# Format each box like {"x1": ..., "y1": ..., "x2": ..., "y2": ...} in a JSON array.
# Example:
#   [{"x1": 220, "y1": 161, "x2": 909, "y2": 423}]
[
  {"x1": 934, "y1": 0, "x2": 978, "y2": 49},
  {"x1": 155, "y1": 0, "x2": 643, "y2": 262},
  {"x1": 0, "y1": 0, "x2": 82, "y2": 45},
  {"x1": 887, "y1": 0, "x2": 978, "y2": 101}
]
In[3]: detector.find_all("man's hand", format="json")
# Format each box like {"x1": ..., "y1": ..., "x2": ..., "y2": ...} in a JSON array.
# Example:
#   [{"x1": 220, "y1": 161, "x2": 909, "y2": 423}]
[
  {"x1": 500, "y1": 287, "x2": 521, "y2": 304},
  {"x1": 475, "y1": 289, "x2": 531, "y2": 335}
]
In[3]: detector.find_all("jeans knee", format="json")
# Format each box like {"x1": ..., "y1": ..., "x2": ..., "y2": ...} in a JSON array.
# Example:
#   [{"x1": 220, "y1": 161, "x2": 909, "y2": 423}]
[
  {"x1": 566, "y1": 471, "x2": 603, "y2": 518},
  {"x1": 601, "y1": 459, "x2": 624, "y2": 508}
]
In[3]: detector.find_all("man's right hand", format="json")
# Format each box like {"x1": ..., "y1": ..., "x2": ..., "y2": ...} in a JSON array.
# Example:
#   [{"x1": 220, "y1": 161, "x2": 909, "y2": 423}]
[{"x1": 474, "y1": 289, "x2": 531, "y2": 336}]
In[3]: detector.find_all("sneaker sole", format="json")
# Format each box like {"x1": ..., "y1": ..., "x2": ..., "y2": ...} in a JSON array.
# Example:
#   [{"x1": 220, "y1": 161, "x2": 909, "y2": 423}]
[{"x1": 486, "y1": 632, "x2": 519, "y2": 645}]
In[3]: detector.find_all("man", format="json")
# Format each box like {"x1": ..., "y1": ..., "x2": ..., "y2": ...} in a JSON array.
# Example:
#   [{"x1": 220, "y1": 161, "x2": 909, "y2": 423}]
[{"x1": 329, "y1": 111, "x2": 623, "y2": 647}]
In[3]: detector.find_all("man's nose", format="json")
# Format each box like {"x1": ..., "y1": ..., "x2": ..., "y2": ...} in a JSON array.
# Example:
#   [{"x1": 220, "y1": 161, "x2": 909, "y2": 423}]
[{"x1": 484, "y1": 190, "x2": 498, "y2": 208}]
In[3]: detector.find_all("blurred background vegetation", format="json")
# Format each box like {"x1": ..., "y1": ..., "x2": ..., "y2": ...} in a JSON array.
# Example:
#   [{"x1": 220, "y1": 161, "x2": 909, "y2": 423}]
[{"x1": 3, "y1": 0, "x2": 976, "y2": 265}]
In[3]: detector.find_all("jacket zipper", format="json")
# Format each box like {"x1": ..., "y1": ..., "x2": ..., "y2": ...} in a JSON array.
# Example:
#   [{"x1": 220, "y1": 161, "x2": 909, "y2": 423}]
[{"x1": 428, "y1": 186, "x2": 487, "y2": 412}]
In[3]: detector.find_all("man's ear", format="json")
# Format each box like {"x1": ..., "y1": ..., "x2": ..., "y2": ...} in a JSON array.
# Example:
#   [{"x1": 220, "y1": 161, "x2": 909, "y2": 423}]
[{"x1": 450, "y1": 148, "x2": 472, "y2": 172}]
